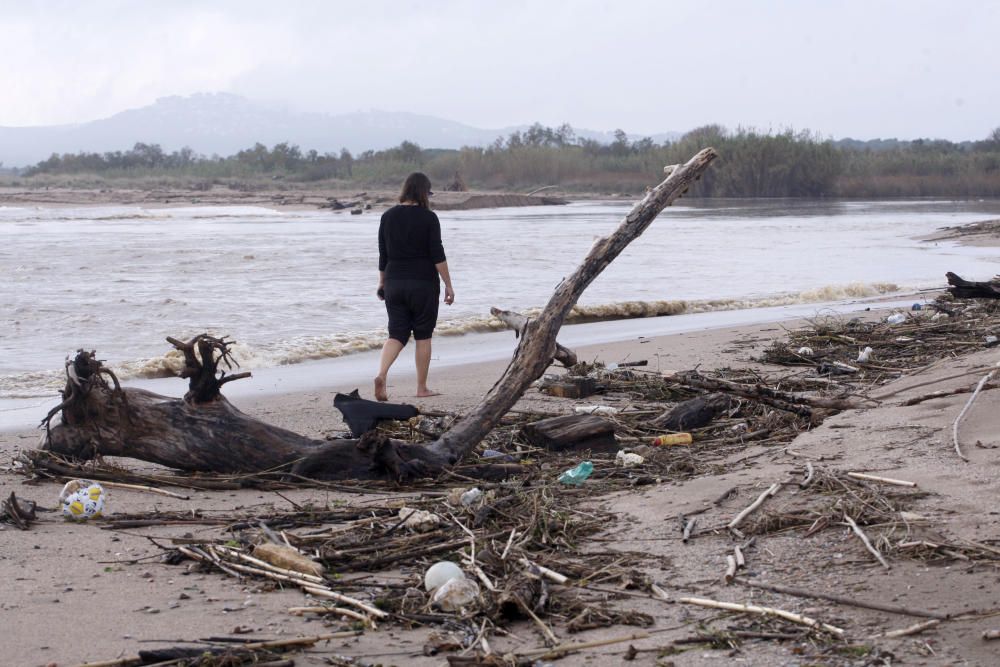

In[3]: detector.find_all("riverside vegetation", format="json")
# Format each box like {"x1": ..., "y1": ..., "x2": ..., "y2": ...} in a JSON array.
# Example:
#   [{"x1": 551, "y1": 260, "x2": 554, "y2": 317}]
[{"x1": 8, "y1": 123, "x2": 1000, "y2": 198}]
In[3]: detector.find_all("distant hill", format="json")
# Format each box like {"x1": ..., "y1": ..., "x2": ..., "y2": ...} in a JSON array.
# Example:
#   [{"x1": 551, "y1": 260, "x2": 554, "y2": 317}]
[{"x1": 0, "y1": 93, "x2": 681, "y2": 167}]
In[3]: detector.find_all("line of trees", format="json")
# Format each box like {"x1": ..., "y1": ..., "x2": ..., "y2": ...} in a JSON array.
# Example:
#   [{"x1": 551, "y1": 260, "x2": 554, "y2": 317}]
[{"x1": 20, "y1": 124, "x2": 1000, "y2": 198}]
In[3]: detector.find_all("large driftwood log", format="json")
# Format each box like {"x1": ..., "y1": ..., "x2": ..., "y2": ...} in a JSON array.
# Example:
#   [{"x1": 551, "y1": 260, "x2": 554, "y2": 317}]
[
  {"x1": 39, "y1": 149, "x2": 718, "y2": 480},
  {"x1": 521, "y1": 414, "x2": 617, "y2": 453},
  {"x1": 652, "y1": 393, "x2": 733, "y2": 430},
  {"x1": 946, "y1": 271, "x2": 1000, "y2": 299}
]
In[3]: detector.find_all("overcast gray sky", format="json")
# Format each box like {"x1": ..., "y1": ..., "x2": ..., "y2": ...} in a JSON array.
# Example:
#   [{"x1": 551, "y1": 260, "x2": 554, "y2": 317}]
[{"x1": 2, "y1": 0, "x2": 997, "y2": 140}]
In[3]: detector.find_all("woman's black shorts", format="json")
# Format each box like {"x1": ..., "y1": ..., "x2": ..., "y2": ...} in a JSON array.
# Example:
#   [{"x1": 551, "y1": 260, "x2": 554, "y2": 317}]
[{"x1": 385, "y1": 279, "x2": 440, "y2": 344}]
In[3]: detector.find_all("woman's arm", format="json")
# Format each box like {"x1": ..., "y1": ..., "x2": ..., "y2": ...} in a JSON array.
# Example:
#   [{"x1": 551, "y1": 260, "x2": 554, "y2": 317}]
[
  {"x1": 377, "y1": 217, "x2": 387, "y2": 299},
  {"x1": 436, "y1": 261, "x2": 454, "y2": 305}
]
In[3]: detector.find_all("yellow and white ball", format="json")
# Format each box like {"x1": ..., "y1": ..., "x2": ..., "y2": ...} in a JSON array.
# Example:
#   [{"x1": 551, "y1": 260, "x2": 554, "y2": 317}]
[{"x1": 60, "y1": 479, "x2": 105, "y2": 521}]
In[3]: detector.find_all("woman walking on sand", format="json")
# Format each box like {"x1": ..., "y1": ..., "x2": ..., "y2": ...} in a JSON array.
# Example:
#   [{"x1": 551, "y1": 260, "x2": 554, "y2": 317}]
[{"x1": 374, "y1": 172, "x2": 455, "y2": 401}]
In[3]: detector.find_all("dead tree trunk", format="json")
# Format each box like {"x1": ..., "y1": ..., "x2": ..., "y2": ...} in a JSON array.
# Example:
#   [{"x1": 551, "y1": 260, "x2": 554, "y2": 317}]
[
  {"x1": 490, "y1": 307, "x2": 577, "y2": 367},
  {"x1": 946, "y1": 271, "x2": 1000, "y2": 299},
  {"x1": 421, "y1": 148, "x2": 718, "y2": 465},
  {"x1": 38, "y1": 149, "x2": 718, "y2": 481}
]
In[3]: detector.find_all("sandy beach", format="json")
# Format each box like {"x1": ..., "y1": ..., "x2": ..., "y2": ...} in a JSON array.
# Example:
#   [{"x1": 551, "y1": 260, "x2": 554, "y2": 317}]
[
  {"x1": 0, "y1": 220, "x2": 1000, "y2": 666},
  {"x1": 4, "y1": 288, "x2": 1000, "y2": 666}
]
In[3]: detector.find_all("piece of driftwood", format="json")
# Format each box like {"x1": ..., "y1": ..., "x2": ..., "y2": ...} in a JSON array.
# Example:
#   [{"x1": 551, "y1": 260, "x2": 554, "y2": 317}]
[
  {"x1": 946, "y1": 271, "x2": 1000, "y2": 299},
  {"x1": 679, "y1": 596, "x2": 844, "y2": 636},
  {"x1": 668, "y1": 370, "x2": 864, "y2": 420},
  {"x1": 521, "y1": 414, "x2": 617, "y2": 453},
  {"x1": 874, "y1": 619, "x2": 941, "y2": 639},
  {"x1": 652, "y1": 393, "x2": 732, "y2": 430},
  {"x1": 39, "y1": 148, "x2": 718, "y2": 481},
  {"x1": 845, "y1": 514, "x2": 890, "y2": 570},
  {"x1": 738, "y1": 580, "x2": 947, "y2": 619},
  {"x1": 724, "y1": 555, "x2": 737, "y2": 584},
  {"x1": 1, "y1": 492, "x2": 37, "y2": 530},
  {"x1": 901, "y1": 382, "x2": 999, "y2": 406},
  {"x1": 953, "y1": 370, "x2": 995, "y2": 463},
  {"x1": 728, "y1": 483, "x2": 781, "y2": 536},
  {"x1": 491, "y1": 307, "x2": 577, "y2": 367},
  {"x1": 846, "y1": 472, "x2": 917, "y2": 487},
  {"x1": 539, "y1": 376, "x2": 599, "y2": 399}
]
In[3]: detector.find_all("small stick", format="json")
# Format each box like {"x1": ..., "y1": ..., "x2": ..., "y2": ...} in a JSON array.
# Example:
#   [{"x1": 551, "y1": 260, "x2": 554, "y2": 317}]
[
  {"x1": 521, "y1": 599, "x2": 559, "y2": 646},
  {"x1": 847, "y1": 472, "x2": 917, "y2": 487},
  {"x1": 95, "y1": 480, "x2": 191, "y2": 500},
  {"x1": 79, "y1": 631, "x2": 362, "y2": 666},
  {"x1": 873, "y1": 365, "x2": 993, "y2": 400},
  {"x1": 679, "y1": 596, "x2": 844, "y2": 636},
  {"x1": 178, "y1": 545, "x2": 242, "y2": 579},
  {"x1": 724, "y1": 555, "x2": 737, "y2": 584},
  {"x1": 739, "y1": 580, "x2": 947, "y2": 619},
  {"x1": 844, "y1": 515, "x2": 890, "y2": 570},
  {"x1": 728, "y1": 482, "x2": 781, "y2": 534},
  {"x1": 520, "y1": 558, "x2": 569, "y2": 584},
  {"x1": 734, "y1": 545, "x2": 745, "y2": 568},
  {"x1": 501, "y1": 528, "x2": 517, "y2": 560},
  {"x1": 519, "y1": 631, "x2": 650, "y2": 658},
  {"x1": 462, "y1": 554, "x2": 497, "y2": 592},
  {"x1": 301, "y1": 585, "x2": 388, "y2": 619},
  {"x1": 873, "y1": 619, "x2": 941, "y2": 639},
  {"x1": 214, "y1": 545, "x2": 325, "y2": 584},
  {"x1": 800, "y1": 462, "x2": 815, "y2": 488},
  {"x1": 953, "y1": 370, "x2": 995, "y2": 462},
  {"x1": 682, "y1": 517, "x2": 696, "y2": 543},
  {"x1": 288, "y1": 605, "x2": 372, "y2": 625}
]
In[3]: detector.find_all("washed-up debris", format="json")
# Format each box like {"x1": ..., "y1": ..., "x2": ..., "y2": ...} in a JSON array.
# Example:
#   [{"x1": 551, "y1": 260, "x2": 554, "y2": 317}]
[
  {"x1": 424, "y1": 561, "x2": 465, "y2": 591},
  {"x1": 59, "y1": 479, "x2": 105, "y2": 521},
  {"x1": 558, "y1": 461, "x2": 594, "y2": 485},
  {"x1": 1, "y1": 492, "x2": 37, "y2": 530},
  {"x1": 615, "y1": 450, "x2": 645, "y2": 467},
  {"x1": 398, "y1": 507, "x2": 443, "y2": 532}
]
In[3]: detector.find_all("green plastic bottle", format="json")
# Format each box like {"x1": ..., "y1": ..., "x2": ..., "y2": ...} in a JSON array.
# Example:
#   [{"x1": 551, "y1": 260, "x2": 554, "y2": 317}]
[{"x1": 558, "y1": 461, "x2": 593, "y2": 486}]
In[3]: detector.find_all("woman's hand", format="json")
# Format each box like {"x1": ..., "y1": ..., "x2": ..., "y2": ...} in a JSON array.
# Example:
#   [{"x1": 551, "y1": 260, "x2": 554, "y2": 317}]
[
  {"x1": 444, "y1": 286, "x2": 455, "y2": 305},
  {"x1": 377, "y1": 285, "x2": 385, "y2": 301}
]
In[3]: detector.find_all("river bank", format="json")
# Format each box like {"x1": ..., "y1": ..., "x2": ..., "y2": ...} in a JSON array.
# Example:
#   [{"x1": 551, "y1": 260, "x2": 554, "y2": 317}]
[
  {"x1": 0, "y1": 183, "x2": 572, "y2": 212},
  {"x1": 4, "y1": 295, "x2": 1000, "y2": 665}
]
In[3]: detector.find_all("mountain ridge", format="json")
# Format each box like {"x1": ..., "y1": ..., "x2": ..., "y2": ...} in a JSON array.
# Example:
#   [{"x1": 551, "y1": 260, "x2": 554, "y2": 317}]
[{"x1": 0, "y1": 93, "x2": 681, "y2": 167}]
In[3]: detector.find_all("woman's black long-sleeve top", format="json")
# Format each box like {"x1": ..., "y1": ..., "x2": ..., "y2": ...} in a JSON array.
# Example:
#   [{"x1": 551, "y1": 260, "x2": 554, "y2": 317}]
[{"x1": 377, "y1": 205, "x2": 446, "y2": 282}]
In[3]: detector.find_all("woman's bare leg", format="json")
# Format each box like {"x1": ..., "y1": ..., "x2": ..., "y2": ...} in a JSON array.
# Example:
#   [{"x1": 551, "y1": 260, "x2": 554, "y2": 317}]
[
  {"x1": 375, "y1": 338, "x2": 405, "y2": 401},
  {"x1": 414, "y1": 338, "x2": 440, "y2": 397}
]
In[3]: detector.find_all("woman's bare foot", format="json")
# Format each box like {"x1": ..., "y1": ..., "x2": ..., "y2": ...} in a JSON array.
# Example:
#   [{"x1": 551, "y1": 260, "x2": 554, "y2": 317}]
[
  {"x1": 416, "y1": 388, "x2": 441, "y2": 397},
  {"x1": 374, "y1": 376, "x2": 388, "y2": 402}
]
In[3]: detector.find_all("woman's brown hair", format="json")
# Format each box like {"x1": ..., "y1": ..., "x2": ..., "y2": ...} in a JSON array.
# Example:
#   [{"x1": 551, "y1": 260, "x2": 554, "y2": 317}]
[{"x1": 399, "y1": 172, "x2": 433, "y2": 208}]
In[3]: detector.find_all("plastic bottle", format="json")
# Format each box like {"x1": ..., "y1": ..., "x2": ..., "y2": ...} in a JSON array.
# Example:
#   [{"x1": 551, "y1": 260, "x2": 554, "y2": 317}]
[
  {"x1": 886, "y1": 313, "x2": 906, "y2": 324},
  {"x1": 558, "y1": 461, "x2": 593, "y2": 485},
  {"x1": 651, "y1": 433, "x2": 693, "y2": 447}
]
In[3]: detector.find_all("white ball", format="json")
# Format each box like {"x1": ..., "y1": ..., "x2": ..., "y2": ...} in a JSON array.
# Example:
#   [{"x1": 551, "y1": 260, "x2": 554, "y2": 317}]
[
  {"x1": 424, "y1": 561, "x2": 464, "y2": 592},
  {"x1": 61, "y1": 480, "x2": 105, "y2": 521}
]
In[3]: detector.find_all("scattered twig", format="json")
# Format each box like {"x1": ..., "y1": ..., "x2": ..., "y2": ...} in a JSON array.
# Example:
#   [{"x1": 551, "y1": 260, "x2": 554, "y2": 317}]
[
  {"x1": 844, "y1": 514, "x2": 891, "y2": 570},
  {"x1": 738, "y1": 580, "x2": 947, "y2": 619},
  {"x1": 728, "y1": 482, "x2": 781, "y2": 537},
  {"x1": 872, "y1": 619, "x2": 941, "y2": 639},
  {"x1": 953, "y1": 370, "x2": 995, "y2": 462},
  {"x1": 846, "y1": 472, "x2": 917, "y2": 487},
  {"x1": 679, "y1": 596, "x2": 844, "y2": 636}
]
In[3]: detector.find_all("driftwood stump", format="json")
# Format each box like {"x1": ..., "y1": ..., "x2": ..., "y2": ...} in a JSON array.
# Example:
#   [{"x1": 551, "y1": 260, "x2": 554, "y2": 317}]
[
  {"x1": 946, "y1": 271, "x2": 1000, "y2": 299},
  {"x1": 37, "y1": 148, "x2": 719, "y2": 481}
]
